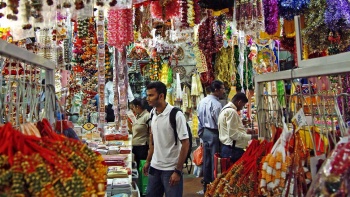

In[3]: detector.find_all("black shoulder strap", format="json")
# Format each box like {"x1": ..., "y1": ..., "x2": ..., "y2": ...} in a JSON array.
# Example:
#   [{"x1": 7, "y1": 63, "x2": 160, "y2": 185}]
[
  {"x1": 146, "y1": 108, "x2": 155, "y2": 127},
  {"x1": 169, "y1": 107, "x2": 181, "y2": 145}
]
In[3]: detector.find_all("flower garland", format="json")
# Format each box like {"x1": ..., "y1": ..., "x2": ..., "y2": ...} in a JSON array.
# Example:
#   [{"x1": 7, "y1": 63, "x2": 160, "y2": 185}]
[
  {"x1": 193, "y1": 0, "x2": 201, "y2": 24},
  {"x1": 150, "y1": 0, "x2": 180, "y2": 21},
  {"x1": 107, "y1": 8, "x2": 134, "y2": 51},
  {"x1": 235, "y1": 0, "x2": 264, "y2": 34},
  {"x1": 0, "y1": 120, "x2": 107, "y2": 196},
  {"x1": 187, "y1": 0, "x2": 195, "y2": 27},
  {"x1": 205, "y1": 140, "x2": 273, "y2": 197},
  {"x1": 262, "y1": 0, "x2": 278, "y2": 35},
  {"x1": 180, "y1": 0, "x2": 189, "y2": 28},
  {"x1": 324, "y1": 0, "x2": 350, "y2": 31},
  {"x1": 278, "y1": 0, "x2": 310, "y2": 20},
  {"x1": 198, "y1": 12, "x2": 223, "y2": 86},
  {"x1": 214, "y1": 47, "x2": 233, "y2": 86}
]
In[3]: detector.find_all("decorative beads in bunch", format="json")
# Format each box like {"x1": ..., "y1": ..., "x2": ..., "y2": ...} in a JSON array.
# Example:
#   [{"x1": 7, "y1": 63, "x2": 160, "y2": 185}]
[
  {"x1": 75, "y1": 0, "x2": 84, "y2": 10},
  {"x1": 0, "y1": 155, "x2": 11, "y2": 189},
  {"x1": 78, "y1": 18, "x2": 89, "y2": 39},
  {"x1": 96, "y1": 0, "x2": 104, "y2": 6},
  {"x1": 0, "y1": 2, "x2": 6, "y2": 18},
  {"x1": 63, "y1": 1, "x2": 72, "y2": 8},
  {"x1": 180, "y1": 0, "x2": 189, "y2": 28},
  {"x1": 10, "y1": 153, "x2": 25, "y2": 196},
  {"x1": 47, "y1": 0, "x2": 53, "y2": 6}
]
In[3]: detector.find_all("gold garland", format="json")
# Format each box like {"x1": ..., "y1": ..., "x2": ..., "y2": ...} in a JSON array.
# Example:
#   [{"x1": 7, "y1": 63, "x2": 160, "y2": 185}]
[{"x1": 214, "y1": 47, "x2": 234, "y2": 86}]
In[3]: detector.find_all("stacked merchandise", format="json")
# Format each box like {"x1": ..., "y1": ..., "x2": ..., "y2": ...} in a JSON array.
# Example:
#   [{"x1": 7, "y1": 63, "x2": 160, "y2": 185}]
[
  {"x1": 106, "y1": 178, "x2": 132, "y2": 196},
  {"x1": 0, "y1": 119, "x2": 107, "y2": 196}
]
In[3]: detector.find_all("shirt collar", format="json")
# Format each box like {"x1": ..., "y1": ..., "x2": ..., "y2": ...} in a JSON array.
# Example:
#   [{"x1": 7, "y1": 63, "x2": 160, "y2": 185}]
[
  {"x1": 155, "y1": 103, "x2": 171, "y2": 116},
  {"x1": 228, "y1": 102, "x2": 237, "y2": 111},
  {"x1": 208, "y1": 94, "x2": 219, "y2": 101},
  {"x1": 137, "y1": 109, "x2": 148, "y2": 118}
]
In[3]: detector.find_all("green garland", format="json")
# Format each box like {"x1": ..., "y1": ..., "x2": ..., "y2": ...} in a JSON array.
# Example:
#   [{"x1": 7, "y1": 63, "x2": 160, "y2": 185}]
[{"x1": 234, "y1": 46, "x2": 254, "y2": 91}]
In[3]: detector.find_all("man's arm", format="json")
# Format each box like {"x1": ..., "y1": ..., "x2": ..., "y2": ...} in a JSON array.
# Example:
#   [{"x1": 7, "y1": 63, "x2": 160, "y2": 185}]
[
  {"x1": 176, "y1": 138, "x2": 190, "y2": 171},
  {"x1": 227, "y1": 110, "x2": 256, "y2": 142},
  {"x1": 143, "y1": 132, "x2": 154, "y2": 175}
]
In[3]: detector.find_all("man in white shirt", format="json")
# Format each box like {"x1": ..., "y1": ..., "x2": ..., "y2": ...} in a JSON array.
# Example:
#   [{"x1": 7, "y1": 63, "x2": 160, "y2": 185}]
[
  {"x1": 104, "y1": 78, "x2": 135, "y2": 122},
  {"x1": 142, "y1": 81, "x2": 189, "y2": 197},
  {"x1": 218, "y1": 92, "x2": 258, "y2": 163}
]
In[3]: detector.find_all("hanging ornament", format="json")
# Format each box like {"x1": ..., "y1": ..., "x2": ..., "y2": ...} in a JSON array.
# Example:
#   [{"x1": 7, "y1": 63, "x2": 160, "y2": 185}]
[
  {"x1": 263, "y1": 0, "x2": 278, "y2": 35},
  {"x1": 150, "y1": 0, "x2": 180, "y2": 21},
  {"x1": 107, "y1": 9, "x2": 134, "y2": 51}
]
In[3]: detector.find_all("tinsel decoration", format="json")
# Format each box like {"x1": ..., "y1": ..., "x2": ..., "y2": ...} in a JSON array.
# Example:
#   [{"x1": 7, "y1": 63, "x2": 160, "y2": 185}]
[
  {"x1": 193, "y1": 0, "x2": 201, "y2": 24},
  {"x1": 302, "y1": 0, "x2": 329, "y2": 52},
  {"x1": 107, "y1": 9, "x2": 134, "y2": 51},
  {"x1": 324, "y1": 0, "x2": 350, "y2": 31},
  {"x1": 214, "y1": 47, "x2": 234, "y2": 86},
  {"x1": 150, "y1": 0, "x2": 180, "y2": 21},
  {"x1": 181, "y1": 0, "x2": 189, "y2": 28},
  {"x1": 278, "y1": 0, "x2": 310, "y2": 20},
  {"x1": 187, "y1": 0, "x2": 195, "y2": 27},
  {"x1": 262, "y1": 0, "x2": 278, "y2": 35},
  {"x1": 234, "y1": 45, "x2": 242, "y2": 91}
]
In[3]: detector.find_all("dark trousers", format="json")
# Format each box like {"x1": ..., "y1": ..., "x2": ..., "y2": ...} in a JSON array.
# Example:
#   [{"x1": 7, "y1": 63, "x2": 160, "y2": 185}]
[
  {"x1": 146, "y1": 166, "x2": 183, "y2": 197},
  {"x1": 200, "y1": 128, "x2": 220, "y2": 191},
  {"x1": 106, "y1": 104, "x2": 115, "y2": 122},
  {"x1": 132, "y1": 145, "x2": 148, "y2": 168},
  {"x1": 221, "y1": 145, "x2": 245, "y2": 164}
]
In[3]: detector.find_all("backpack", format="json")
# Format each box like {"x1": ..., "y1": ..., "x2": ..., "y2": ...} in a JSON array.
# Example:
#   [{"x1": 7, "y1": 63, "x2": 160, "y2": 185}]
[{"x1": 147, "y1": 107, "x2": 193, "y2": 173}]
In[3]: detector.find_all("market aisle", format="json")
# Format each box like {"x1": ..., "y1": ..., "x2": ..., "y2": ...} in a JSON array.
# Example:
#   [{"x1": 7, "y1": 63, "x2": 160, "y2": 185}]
[{"x1": 183, "y1": 175, "x2": 204, "y2": 197}]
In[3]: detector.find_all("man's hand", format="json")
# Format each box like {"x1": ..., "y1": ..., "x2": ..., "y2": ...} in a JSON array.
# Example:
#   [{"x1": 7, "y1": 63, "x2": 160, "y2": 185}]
[
  {"x1": 247, "y1": 128, "x2": 258, "y2": 134},
  {"x1": 143, "y1": 161, "x2": 150, "y2": 176},
  {"x1": 169, "y1": 172, "x2": 181, "y2": 186}
]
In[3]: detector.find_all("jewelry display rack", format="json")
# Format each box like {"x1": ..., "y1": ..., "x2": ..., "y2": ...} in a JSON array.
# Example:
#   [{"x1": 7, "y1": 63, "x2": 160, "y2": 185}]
[{"x1": 0, "y1": 39, "x2": 56, "y2": 126}]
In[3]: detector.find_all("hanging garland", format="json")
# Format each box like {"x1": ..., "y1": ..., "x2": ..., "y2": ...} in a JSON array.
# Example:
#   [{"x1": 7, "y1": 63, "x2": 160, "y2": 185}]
[
  {"x1": 107, "y1": 8, "x2": 134, "y2": 51},
  {"x1": 180, "y1": 0, "x2": 189, "y2": 28},
  {"x1": 214, "y1": 47, "x2": 234, "y2": 86},
  {"x1": 324, "y1": 0, "x2": 350, "y2": 31},
  {"x1": 278, "y1": 0, "x2": 310, "y2": 20},
  {"x1": 187, "y1": 0, "x2": 195, "y2": 27},
  {"x1": 198, "y1": 11, "x2": 223, "y2": 87},
  {"x1": 235, "y1": 0, "x2": 264, "y2": 34},
  {"x1": 150, "y1": 0, "x2": 180, "y2": 21},
  {"x1": 262, "y1": 0, "x2": 278, "y2": 35}
]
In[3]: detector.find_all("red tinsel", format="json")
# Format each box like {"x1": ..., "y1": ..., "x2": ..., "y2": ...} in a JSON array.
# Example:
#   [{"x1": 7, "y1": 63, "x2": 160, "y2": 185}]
[{"x1": 150, "y1": 0, "x2": 180, "y2": 20}]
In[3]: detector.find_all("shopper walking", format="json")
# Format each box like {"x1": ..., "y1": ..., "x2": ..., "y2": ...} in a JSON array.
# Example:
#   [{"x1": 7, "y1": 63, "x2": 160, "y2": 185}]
[
  {"x1": 218, "y1": 92, "x2": 258, "y2": 164},
  {"x1": 197, "y1": 80, "x2": 225, "y2": 192},
  {"x1": 129, "y1": 98, "x2": 150, "y2": 168},
  {"x1": 142, "y1": 81, "x2": 190, "y2": 197}
]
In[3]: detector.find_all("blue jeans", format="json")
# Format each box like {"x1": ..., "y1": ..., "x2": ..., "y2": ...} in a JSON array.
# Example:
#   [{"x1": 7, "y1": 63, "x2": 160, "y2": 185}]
[
  {"x1": 221, "y1": 145, "x2": 245, "y2": 164},
  {"x1": 146, "y1": 166, "x2": 183, "y2": 197},
  {"x1": 200, "y1": 128, "x2": 220, "y2": 189}
]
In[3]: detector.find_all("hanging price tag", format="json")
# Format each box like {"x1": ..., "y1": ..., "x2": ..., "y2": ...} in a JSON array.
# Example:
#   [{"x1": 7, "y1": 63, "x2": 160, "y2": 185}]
[{"x1": 291, "y1": 108, "x2": 307, "y2": 131}]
